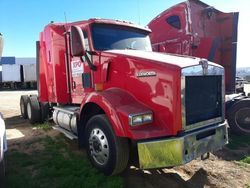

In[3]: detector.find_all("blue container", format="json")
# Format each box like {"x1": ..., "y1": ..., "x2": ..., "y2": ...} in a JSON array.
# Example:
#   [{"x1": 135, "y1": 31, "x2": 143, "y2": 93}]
[{"x1": 0, "y1": 56, "x2": 16, "y2": 65}]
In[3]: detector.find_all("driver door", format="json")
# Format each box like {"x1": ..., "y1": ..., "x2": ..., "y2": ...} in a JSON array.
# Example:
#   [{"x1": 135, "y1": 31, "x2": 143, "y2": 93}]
[{"x1": 70, "y1": 30, "x2": 92, "y2": 103}]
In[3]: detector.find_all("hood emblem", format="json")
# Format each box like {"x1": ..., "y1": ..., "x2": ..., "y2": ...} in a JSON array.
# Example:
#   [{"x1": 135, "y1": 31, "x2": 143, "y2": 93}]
[
  {"x1": 137, "y1": 71, "x2": 157, "y2": 77},
  {"x1": 199, "y1": 59, "x2": 208, "y2": 75}
]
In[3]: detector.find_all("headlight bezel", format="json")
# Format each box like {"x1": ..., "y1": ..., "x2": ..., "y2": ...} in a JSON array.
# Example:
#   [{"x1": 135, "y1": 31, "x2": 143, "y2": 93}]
[{"x1": 129, "y1": 112, "x2": 153, "y2": 126}]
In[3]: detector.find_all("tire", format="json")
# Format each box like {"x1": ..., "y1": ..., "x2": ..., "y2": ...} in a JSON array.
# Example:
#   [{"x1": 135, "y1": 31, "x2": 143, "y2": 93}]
[
  {"x1": 85, "y1": 114, "x2": 129, "y2": 175},
  {"x1": 27, "y1": 96, "x2": 41, "y2": 124},
  {"x1": 227, "y1": 99, "x2": 250, "y2": 135},
  {"x1": 20, "y1": 95, "x2": 29, "y2": 119},
  {"x1": 40, "y1": 102, "x2": 49, "y2": 122}
]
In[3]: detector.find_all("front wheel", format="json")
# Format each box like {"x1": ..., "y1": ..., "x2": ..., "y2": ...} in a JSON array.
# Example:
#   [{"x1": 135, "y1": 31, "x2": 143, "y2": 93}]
[{"x1": 85, "y1": 114, "x2": 129, "y2": 175}]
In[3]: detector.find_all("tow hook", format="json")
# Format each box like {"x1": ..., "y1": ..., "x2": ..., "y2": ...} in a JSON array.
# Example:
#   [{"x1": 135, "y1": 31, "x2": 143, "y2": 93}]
[{"x1": 201, "y1": 152, "x2": 210, "y2": 160}]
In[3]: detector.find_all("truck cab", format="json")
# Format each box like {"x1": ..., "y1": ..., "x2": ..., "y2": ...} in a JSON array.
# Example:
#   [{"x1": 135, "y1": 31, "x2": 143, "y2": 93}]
[{"x1": 20, "y1": 18, "x2": 228, "y2": 175}]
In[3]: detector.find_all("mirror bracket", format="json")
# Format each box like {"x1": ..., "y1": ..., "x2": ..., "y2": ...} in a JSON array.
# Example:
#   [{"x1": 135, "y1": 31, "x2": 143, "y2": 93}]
[{"x1": 81, "y1": 52, "x2": 97, "y2": 71}]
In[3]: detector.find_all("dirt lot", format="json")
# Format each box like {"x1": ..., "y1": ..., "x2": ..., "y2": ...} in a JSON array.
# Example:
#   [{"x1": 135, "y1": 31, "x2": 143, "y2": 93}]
[{"x1": 1, "y1": 90, "x2": 250, "y2": 188}]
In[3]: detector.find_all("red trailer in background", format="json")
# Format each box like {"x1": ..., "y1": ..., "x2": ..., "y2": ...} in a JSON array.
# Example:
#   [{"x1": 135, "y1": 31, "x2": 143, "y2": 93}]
[{"x1": 148, "y1": 0, "x2": 250, "y2": 135}]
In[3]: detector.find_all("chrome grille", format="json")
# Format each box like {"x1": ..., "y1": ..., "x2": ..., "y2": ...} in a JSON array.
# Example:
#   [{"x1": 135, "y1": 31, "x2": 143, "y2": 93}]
[
  {"x1": 181, "y1": 64, "x2": 225, "y2": 131},
  {"x1": 185, "y1": 76, "x2": 222, "y2": 125}
]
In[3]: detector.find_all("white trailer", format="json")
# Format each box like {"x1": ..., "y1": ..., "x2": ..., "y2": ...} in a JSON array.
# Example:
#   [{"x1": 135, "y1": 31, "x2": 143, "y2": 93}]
[
  {"x1": 23, "y1": 64, "x2": 37, "y2": 82},
  {"x1": 0, "y1": 57, "x2": 37, "y2": 89},
  {"x1": 16, "y1": 57, "x2": 37, "y2": 83},
  {"x1": 15, "y1": 57, "x2": 36, "y2": 65},
  {"x1": 2, "y1": 64, "x2": 21, "y2": 82}
]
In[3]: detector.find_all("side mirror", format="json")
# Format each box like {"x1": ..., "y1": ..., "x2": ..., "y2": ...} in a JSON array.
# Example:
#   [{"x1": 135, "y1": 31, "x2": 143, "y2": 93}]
[{"x1": 70, "y1": 26, "x2": 86, "y2": 56}]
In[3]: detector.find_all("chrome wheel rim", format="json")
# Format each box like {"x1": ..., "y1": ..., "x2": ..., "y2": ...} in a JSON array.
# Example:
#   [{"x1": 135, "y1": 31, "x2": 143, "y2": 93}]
[
  {"x1": 89, "y1": 128, "x2": 109, "y2": 165},
  {"x1": 27, "y1": 102, "x2": 32, "y2": 119}
]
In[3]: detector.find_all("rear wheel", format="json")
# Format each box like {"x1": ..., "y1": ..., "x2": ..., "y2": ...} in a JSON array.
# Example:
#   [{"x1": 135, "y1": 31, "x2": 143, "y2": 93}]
[
  {"x1": 85, "y1": 114, "x2": 129, "y2": 175},
  {"x1": 227, "y1": 99, "x2": 250, "y2": 135},
  {"x1": 20, "y1": 95, "x2": 29, "y2": 119},
  {"x1": 40, "y1": 102, "x2": 50, "y2": 122},
  {"x1": 27, "y1": 96, "x2": 41, "y2": 124}
]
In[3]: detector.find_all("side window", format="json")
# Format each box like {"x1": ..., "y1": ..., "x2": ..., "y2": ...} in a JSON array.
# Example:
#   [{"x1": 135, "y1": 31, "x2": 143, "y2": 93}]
[
  {"x1": 83, "y1": 30, "x2": 90, "y2": 51},
  {"x1": 166, "y1": 15, "x2": 181, "y2": 30}
]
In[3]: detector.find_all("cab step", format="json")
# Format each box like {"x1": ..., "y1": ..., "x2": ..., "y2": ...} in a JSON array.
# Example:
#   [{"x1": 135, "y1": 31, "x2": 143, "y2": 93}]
[
  {"x1": 52, "y1": 125, "x2": 78, "y2": 140},
  {"x1": 53, "y1": 106, "x2": 80, "y2": 115}
]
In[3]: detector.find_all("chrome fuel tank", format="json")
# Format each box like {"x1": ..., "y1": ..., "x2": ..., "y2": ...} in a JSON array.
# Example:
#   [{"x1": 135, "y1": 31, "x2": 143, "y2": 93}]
[{"x1": 53, "y1": 106, "x2": 79, "y2": 134}]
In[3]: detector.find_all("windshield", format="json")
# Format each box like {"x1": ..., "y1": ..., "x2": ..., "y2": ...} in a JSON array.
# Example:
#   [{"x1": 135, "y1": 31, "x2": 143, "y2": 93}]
[{"x1": 91, "y1": 24, "x2": 152, "y2": 51}]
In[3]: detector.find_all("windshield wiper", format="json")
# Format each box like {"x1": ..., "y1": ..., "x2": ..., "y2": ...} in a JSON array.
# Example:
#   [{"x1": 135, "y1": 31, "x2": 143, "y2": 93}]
[{"x1": 125, "y1": 46, "x2": 136, "y2": 50}]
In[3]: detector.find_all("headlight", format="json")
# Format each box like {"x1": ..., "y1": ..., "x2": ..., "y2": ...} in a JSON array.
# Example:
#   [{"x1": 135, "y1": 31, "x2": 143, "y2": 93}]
[{"x1": 129, "y1": 112, "x2": 153, "y2": 126}]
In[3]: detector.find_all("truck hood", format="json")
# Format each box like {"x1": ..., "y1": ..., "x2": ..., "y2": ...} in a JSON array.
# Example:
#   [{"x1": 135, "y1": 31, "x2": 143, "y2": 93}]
[{"x1": 105, "y1": 49, "x2": 221, "y2": 68}]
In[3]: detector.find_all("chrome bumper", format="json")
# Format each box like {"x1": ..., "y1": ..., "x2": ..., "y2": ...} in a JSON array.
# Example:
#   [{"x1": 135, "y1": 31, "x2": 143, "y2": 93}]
[{"x1": 137, "y1": 122, "x2": 228, "y2": 169}]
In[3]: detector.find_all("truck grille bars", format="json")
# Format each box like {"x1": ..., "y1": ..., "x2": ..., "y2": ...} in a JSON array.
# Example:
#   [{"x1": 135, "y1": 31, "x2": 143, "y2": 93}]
[{"x1": 181, "y1": 63, "x2": 225, "y2": 131}]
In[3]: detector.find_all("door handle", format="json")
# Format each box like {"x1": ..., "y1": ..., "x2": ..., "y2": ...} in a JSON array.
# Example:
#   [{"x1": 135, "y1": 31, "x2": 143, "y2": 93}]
[{"x1": 72, "y1": 81, "x2": 76, "y2": 89}]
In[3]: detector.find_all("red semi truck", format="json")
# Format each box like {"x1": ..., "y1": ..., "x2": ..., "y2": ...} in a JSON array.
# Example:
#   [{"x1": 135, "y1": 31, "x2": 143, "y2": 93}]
[
  {"x1": 148, "y1": 0, "x2": 250, "y2": 135},
  {"x1": 20, "y1": 18, "x2": 228, "y2": 175}
]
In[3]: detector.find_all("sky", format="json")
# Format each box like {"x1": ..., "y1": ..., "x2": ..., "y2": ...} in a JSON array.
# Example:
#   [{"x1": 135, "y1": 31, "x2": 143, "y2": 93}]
[{"x1": 0, "y1": 0, "x2": 249, "y2": 67}]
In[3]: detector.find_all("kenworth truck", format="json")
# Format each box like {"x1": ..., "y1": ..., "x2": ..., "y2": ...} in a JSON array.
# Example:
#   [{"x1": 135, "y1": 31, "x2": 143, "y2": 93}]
[
  {"x1": 20, "y1": 18, "x2": 228, "y2": 175},
  {"x1": 148, "y1": 0, "x2": 250, "y2": 135}
]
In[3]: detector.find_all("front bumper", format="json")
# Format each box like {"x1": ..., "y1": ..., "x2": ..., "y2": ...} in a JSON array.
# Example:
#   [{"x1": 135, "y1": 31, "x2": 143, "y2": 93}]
[{"x1": 137, "y1": 122, "x2": 228, "y2": 169}]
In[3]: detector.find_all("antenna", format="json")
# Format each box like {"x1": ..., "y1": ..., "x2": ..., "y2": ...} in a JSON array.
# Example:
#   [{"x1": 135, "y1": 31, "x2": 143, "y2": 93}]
[
  {"x1": 63, "y1": 12, "x2": 69, "y2": 33},
  {"x1": 137, "y1": 0, "x2": 141, "y2": 25},
  {"x1": 64, "y1": 12, "x2": 68, "y2": 24}
]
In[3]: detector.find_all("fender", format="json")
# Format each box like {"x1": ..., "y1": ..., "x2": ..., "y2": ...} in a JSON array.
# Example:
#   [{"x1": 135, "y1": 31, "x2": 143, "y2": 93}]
[{"x1": 80, "y1": 88, "x2": 152, "y2": 138}]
